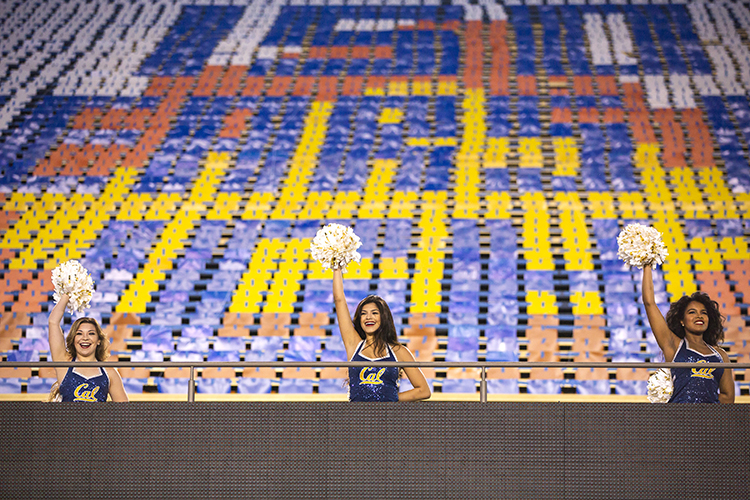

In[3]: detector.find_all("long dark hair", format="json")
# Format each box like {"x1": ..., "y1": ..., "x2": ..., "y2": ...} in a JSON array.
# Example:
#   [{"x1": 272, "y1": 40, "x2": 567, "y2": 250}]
[
  {"x1": 665, "y1": 292, "x2": 724, "y2": 346},
  {"x1": 352, "y1": 295, "x2": 399, "y2": 357}
]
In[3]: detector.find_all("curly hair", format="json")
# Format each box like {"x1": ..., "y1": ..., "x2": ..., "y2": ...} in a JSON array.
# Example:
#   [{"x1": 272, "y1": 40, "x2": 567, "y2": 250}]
[
  {"x1": 352, "y1": 295, "x2": 400, "y2": 357},
  {"x1": 665, "y1": 292, "x2": 724, "y2": 346},
  {"x1": 47, "y1": 318, "x2": 109, "y2": 402}
]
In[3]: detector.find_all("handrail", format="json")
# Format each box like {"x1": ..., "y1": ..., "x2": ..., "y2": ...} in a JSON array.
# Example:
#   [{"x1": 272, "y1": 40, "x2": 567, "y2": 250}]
[
  {"x1": 4, "y1": 361, "x2": 748, "y2": 402},
  {"x1": 6, "y1": 361, "x2": 750, "y2": 369}
]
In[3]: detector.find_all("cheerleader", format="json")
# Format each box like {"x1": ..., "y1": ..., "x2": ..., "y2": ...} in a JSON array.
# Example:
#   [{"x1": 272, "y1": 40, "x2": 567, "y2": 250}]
[
  {"x1": 642, "y1": 266, "x2": 733, "y2": 403},
  {"x1": 48, "y1": 294, "x2": 128, "y2": 402},
  {"x1": 333, "y1": 268, "x2": 430, "y2": 402}
]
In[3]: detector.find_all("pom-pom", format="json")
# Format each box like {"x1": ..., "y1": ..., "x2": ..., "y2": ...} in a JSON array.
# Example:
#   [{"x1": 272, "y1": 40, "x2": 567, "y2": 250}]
[
  {"x1": 310, "y1": 223, "x2": 362, "y2": 272},
  {"x1": 51, "y1": 260, "x2": 94, "y2": 313},
  {"x1": 647, "y1": 368, "x2": 673, "y2": 403},
  {"x1": 617, "y1": 223, "x2": 669, "y2": 269}
]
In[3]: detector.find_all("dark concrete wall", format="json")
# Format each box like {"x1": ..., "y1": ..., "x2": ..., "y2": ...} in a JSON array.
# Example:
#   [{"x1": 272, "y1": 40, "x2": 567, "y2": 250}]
[{"x1": 1, "y1": 402, "x2": 748, "y2": 499}]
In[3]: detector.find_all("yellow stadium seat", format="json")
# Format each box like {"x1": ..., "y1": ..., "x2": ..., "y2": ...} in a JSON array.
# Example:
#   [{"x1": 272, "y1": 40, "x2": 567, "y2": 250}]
[
  {"x1": 665, "y1": 273, "x2": 698, "y2": 299},
  {"x1": 205, "y1": 151, "x2": 231, "y2": 165},
  {"x1": 519, "y1": 191, "x2": 547, "y2": 208},
  {"x1": 518, "y1": 137, "x2": 543, "y2": 168},
  {"x1": 433, "y1": 137, "x2": 457, "y2": 147},
  {"x1": 242, "y1": 192, "x2": 274, "y2": 219},
  {"x1": 736, "y1": 193, "x2": 750, "y2": 214},
  {"x1": 378, "y1": 107, "x2": 403, "y2": 123},
  {"x1": 437, "y1": 79, "x2": 456, "y2": 95},
  {"x1": 388, "y1": 191, "x2": 418, "y2": 218},
  {"x1": 634, "y1": 144, "x2": 661, "y2": 168},
  {"x1": 306, "y1": 260, "x2": 332, "y2": 280},
  {"x1": 588, "y1": 192, "x2": 616, "y2": 218},
  {"x1": 720, "y1": 237, "x2": 749, "y2": 259},
  {"x1": 708, "y1": 199, "x2": 738, "y2": 219},
  {"x1": 525, "y1": 252, "x2": 555, "y2": 271},
  {"x1": 346, "y1": 258, "x2": 373, "y2": 279},
  {"x1": 327, "y1": 191, "x2": 359, "y2": 218},
  {"x1": 552, "y1": 137, "x2": 579, "y2": 176},
  {"x1": 142, "y1": 193, "x2": 180, "y2": 220},
  {"x1": 412, "y1": 79, "x2": 432, "y2": 96},
  {"x1": 379, "y1": 257, "x2": 408, "y2": 279},
  {"x1": 616, "y1": 192, "x2": 648, "y2": 219},
  {"x1": 299, "y1": 192, "x2": 332, "y2": 219},
  {"x1": 4, "y1": 192, "x2": 37, "y2": 210},
  {"x1": 570, "y1": 291, "x2": 603, "y2": 315},
  {"x1": 484, "y1": 192, "x2": 512, "y2": 219},
  {"x1": 690, "y1": 237, "x2": 723, "y2": 271},
  {"x1": 526, "y1": 290, "x2": 559, "y2": 314},
  {"x1": 554, "y1": 192, "x2": 582, "y2": 211},
  {"x1": 207, "y1": 192, "x2": 243, "y2": 220},
  {"x1": 116, "y1": 193, "x2": 151, "y2": 221},
  {"x1": 406, "y1": 137, "x2": 431, "y2": 147}
]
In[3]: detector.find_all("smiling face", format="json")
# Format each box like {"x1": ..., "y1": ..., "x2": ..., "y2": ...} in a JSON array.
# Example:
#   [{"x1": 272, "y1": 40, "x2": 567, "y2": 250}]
[
  {"x1": 682, "y1": 300, "x2": 708, "y2": 335},
  {"x1": 666, "y1": 292, "x2": 724, "y2": 346},
  {"x1": 359, "y1": 303, "x2": 382, "y2": 336},
  {"x1": 74, "y1": 322, "x2": 101, "y2": 359}
]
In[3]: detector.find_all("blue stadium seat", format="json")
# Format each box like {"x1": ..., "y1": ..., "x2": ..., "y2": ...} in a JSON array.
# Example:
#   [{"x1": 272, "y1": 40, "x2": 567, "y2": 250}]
[
  {"x1": 156, "y1": 378, "x2": 189, "y2": 394},
  {"x1": 122, "y1": 378, "x2": 147, "y2": 394},
  {"x1": 576, "y1": 380, "x2": 611, "y2": 396},
  {"x1": 26, "y1": 377, "x2": 55, "y2": 394},
  {"x1": 197, "y1": 378, "x2": 232, "y2": 394},
  {"x1": 487, "y1": 379, "x2": 519, "y2": 395},
  {"x1": 441, "y1": 379, "x2": 476, "y2": 394},
  {"x1": 526, "y1": 379, "x2": 563, "y2": 395},
  {"x1": 0, "y1": 379, "x2": 22, "y2": 394},
  {"x1": 614, "y1": 380, "x2": 648, "y2": 396}
]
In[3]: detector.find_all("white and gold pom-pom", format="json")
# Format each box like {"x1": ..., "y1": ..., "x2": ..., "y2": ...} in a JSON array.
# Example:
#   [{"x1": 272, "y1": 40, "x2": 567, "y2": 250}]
[
  {"x1": 51, "y1": 260, "x2": 94, "y2": 313},
  {"x1": 310, "y1": 223, "x2": 362, "y2": 272},
  {"x1": 617, "y1": 223, "x2": 669, "y2": 269},
  {"x1": 647, "y1": 368, "x2": 673, "y2": 403}
]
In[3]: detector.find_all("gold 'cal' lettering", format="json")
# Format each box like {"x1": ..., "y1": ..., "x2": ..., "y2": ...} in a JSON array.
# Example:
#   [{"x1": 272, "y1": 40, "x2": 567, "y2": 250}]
[
  {"x1": 691, "y1": 360, "x2": 716, "y2": 380},
  {"x1": 359, "y1": 368, "x2": 386, "y2": 385},
  {"x1": 73, "y1": 383, "x2": 100, "y2": 402}
]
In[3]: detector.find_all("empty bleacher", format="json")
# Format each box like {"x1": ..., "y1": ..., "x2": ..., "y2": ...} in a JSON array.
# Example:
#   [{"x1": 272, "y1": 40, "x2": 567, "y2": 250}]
[{"x1": 0, "y1": 0, "x2": 749, "y2": 401}]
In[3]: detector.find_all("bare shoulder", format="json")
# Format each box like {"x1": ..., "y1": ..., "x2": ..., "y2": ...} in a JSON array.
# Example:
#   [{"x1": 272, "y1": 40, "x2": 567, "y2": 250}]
[
  {"x1": 392, "y1": 344, "x2": 415, "y2": 362},
  {"x1": 715, "y1": 346, "x2": 730, "y2": 362},
  {"x1": 105, "y1": 366, "x2": 123, "y2": 379}
]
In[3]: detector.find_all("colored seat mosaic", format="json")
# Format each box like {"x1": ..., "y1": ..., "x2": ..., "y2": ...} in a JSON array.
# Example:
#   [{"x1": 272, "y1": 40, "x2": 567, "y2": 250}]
[{"x1": 1, "y1": 0, "x2": 749, "y2": 399}]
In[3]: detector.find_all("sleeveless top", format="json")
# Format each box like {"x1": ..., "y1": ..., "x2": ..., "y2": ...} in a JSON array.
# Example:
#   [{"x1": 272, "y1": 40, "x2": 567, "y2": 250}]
[
  {"x1": 59, "y1": 366, "x2": 109, "y2": 402},
  {"x1": 348, "y1": 340, "x2": 399, "y2": 402},
  {"x1": 669, "y1": 339, "x2": 723, "y2": 404}
]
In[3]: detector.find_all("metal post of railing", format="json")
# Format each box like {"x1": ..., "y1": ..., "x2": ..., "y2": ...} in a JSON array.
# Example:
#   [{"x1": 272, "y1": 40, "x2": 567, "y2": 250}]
[
  {"x1": 480, "y1": 366, "x2": 487, "y2": 403},
  {"x1": 188, "y1": 365, "x2": 195, "y2": 402}
]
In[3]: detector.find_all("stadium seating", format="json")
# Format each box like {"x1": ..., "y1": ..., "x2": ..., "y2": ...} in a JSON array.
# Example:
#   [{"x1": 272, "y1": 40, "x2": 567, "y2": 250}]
[{"x1": 1, "y1": 0, "x2": 749, "y2": 400}]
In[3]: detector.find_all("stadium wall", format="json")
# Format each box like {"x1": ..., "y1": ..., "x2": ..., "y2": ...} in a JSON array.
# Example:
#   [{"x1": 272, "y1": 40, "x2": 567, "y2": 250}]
[{"x1": 1, "y1": 402, "x2": 748, "y2": 499}]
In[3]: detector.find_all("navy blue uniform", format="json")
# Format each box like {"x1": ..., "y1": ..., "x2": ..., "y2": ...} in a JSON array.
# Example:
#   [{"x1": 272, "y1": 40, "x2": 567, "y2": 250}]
[
  {"x1": 348, "y1": 341, "x2": 399, "y2": 402},
  {"x1": 58, "y1": 367, "x2": 109, "y2": 402},
  {"x1": 669, "y1": 339, "x2": 723, "y2": 404}
]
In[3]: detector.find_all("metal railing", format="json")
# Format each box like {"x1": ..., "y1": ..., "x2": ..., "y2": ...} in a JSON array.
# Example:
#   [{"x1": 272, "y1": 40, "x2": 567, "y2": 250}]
[{"x1": 4, "y1": 360, "x2": 749, "y2": 402}]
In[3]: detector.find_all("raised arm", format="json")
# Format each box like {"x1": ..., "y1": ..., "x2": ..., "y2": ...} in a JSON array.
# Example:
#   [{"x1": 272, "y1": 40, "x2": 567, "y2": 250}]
[
  {"x1": 642, "y1": 266, "x2": 678, "y2": 361},
  {"x1": 333, "y1": 268, "x2": 361, "y2": 358},
  {"x1": 48, "y1": 295, "x2": 70, "y2": 362}
]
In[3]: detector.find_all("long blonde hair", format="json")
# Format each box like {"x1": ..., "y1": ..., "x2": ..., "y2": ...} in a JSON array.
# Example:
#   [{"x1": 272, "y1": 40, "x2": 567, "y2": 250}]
[{"x1": 47, "y1": 318, "x2": 109, "y2": 402}]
